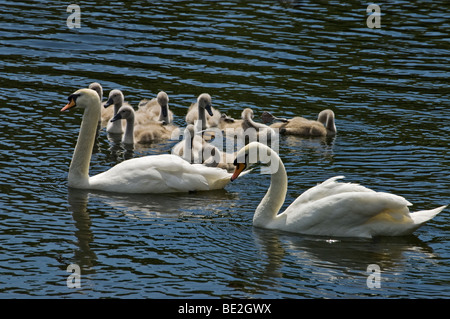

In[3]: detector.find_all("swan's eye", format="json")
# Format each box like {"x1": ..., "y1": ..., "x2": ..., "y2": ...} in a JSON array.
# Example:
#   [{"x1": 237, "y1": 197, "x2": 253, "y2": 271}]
[
  {"x1": 67, "y1": 93, "x2": 80, "y2": 103},
  {"x1": 233, "y1": 153, "x2": 248, "y2": 166},
  {"x1": 61, "y1": 93, "x2": 81, "y2": 112}
]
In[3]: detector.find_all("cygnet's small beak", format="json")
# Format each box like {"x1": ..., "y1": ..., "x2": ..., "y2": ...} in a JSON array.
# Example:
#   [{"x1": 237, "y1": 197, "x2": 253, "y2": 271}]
[
  {"x1": 110, "y1": 112, "x2": 122, "y2": 122},
  {"x1": 104, "y1": 98, "x2": 113, "y2": 108},
  {"x1": 161, "y1": 105, "x2": 168, "y2": 118},
  {"x1": 205, "y1": 104, "x2": 214, "y2": 116}
]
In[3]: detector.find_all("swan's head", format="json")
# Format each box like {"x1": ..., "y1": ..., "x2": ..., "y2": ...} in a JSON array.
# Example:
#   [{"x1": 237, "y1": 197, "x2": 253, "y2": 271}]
[
  {"x1": 104, "y1": 89, "x2": 125, "y2": 108},
  {"x1": 111, "y1": 105, "x2": 135, "y2": 122},
  {"x1": 317, "y1": 109, "x2": 336, "y2": 134},
  {"x1": 157, "y1": 91, "x2": 169, "y2": 118},
  {"x1": 261, "y1": 111, "x2": 288, "y2": 124},
  {"x1": 231, "y1": 142, "x2": 277, "y2": 181},
  {"x1": 88, "y1": 82, "x2": 103, "y2": 100},
  {"x1": 197, "y1": 93, "x2": 213, "y2": 116},
  {"x1": 183, "y1": 124, "x2": 196, "y2": 140},
  {"x1": 261, "y1": 111, "x2": 274, "y2": 124},
  {"x1": 61, "y1": 88, "x2": 100, "y2": 112},
  {"x1": 241, "y1": 108, "x2": 254, "y2": 120},
  {"x1": 220, "y1": 113, "x2": 235, "y2": 123},
  {"x1": 157, "y1": 91, "x2": 169, "y2": 106}
]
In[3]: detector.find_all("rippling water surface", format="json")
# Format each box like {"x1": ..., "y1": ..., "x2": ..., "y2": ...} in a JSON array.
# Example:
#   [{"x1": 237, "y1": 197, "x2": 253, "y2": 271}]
[{"x1": 0, "y1": 1, "x2": 449, "y2": 298}]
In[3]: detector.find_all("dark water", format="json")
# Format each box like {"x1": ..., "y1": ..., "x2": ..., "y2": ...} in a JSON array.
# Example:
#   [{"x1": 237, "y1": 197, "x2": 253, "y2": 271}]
[{"x1": 0, "y1": 1, "x2": 449, "y2": 299}]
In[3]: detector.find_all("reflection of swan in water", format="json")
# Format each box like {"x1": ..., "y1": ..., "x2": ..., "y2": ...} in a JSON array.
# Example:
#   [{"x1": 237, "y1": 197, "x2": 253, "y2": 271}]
[
  {"x1": 78, "y1": 188, "x2": 239, "y2": 220},
  {"x1": 249, "y1": 227, "x2": 438, "y2": 296},
  {"x1": 64, "y1": 188, "x2": 97, "y2": 268},
  {"x1": 223, "y1": 225, "x2": 437, "y2": 297},
  {"x1": 279, "y1": 133, "x2": 336, "y2": 162}
]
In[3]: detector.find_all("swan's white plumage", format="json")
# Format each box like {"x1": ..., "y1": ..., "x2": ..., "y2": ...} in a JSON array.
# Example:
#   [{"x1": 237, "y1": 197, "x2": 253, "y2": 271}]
[
  {"x1": 61, "y1": 88, "x2": 233, "y2": 193},
  {"x1": 232, "y1": 142, "x2": 446, "y2": 238},
  {"x1": 88, "y1": 154, "x2": 231, "y2": 193}
]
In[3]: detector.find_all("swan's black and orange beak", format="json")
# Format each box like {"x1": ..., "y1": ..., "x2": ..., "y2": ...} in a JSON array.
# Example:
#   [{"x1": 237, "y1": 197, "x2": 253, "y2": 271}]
[
  {"x1": 61, "y1": 94, "x2": 80, "y2": 112},
  {"x1": 231, "y1": 162, "x2": 246, "y2": 182}
]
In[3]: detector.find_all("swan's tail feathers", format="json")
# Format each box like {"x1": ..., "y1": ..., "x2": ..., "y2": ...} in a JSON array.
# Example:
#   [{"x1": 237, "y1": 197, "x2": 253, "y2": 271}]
[
  {"x1": 321, "y1": 175, "x2": 345, "y2": 185},
  {"x1": 410, "y1": 205, "x2": 447, "y2": 226}
]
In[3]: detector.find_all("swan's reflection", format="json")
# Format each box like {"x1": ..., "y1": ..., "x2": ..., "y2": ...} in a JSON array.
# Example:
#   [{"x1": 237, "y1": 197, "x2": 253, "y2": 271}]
[
  {"x1": 65, "y1": 187, "x2": 239, "y2": 271},
  {"x1": 66, "y1": 185, "x2": 437, "y2": 298},
  {"x1": 224, "y1": 225, "x2": 436, "y2": 296},
  {"x1": 67, "y1": 188, "x2": 97, "y2": 269},
  {"x1": 88, "y1": 188, "x2": 237, "y2": 219},
  {"x1": 279, "y1": 134, "x2": 336, "y2": 160},
  {"x1": 248, "y1": 227, "x2": 436, "y2": 291}
]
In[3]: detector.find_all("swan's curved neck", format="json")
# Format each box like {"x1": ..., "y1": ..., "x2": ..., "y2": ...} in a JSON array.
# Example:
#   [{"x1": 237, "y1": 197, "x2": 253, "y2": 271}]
[
  {"x1": 109, "y1": 102, "x2": 123, "y2": 131},
  {"x1": 318, "y1": 111, "x2": 336, "y2": 133},
  {"x1": 123, "y1": 115, "x2": 135, "y2": 144},
  {"x1": 183, "y1": 133, "x2": 193, "y2": 161},
  {"x1": 198, "y1": 106, "x2": 207, "y2": 130},
  {"x1": 69, "y1": 102, "x2": 100, "y2": 188},
  {"x1": 245, "y1": 115, "x2": 267, "y2": 130},
  {"x1": 324, "y1": 115, "x2": 335, "y2": 132},
  {"x1": 253, "y1": 148, "x2": 288, "y2": 227}
]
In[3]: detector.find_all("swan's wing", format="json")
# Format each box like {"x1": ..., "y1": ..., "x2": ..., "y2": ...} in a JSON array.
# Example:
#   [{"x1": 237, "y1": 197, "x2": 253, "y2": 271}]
[
  {"x1": 276, "y1": 176, "x2": 421, "y2": 237},
  {"x1": 282, "y1": 189, "x2": 413, "y2": 237},
  {"x1": 89, "y1": 154, "x2": 230, "y2": 193},
  {"x1": 190, "y1": 163, "x2": 232, "y2": 190},
  {"x1": 290, "y1": 176, "x2": 381, "y2": 207}
]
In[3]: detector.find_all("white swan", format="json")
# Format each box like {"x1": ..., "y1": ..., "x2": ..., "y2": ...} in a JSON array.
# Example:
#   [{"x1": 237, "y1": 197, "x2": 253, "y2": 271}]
[
  {"x1": 186, "y1": 93, "x2": 221, "y2": 130},
  {"x1": 261, "y1": 109, "x2": 336, "y2": 137},
  {"x1": 60, "y1": 88, "x2": 233, "y2": 193},
  {"x1": 111, "y1": 104, "x2": 178, "y2": 145},
  {"x1": 231, "y1": 142, "x2": 446, "y2": 238}
]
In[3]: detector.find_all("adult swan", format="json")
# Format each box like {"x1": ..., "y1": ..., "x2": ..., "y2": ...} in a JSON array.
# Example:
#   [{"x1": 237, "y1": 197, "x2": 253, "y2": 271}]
[
  {"x1": 60, "y1": 88, "x2": 233, "y2": 193},
  {"x1": 230, "y1": 142, "x2": 446, "y2": 238}
]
